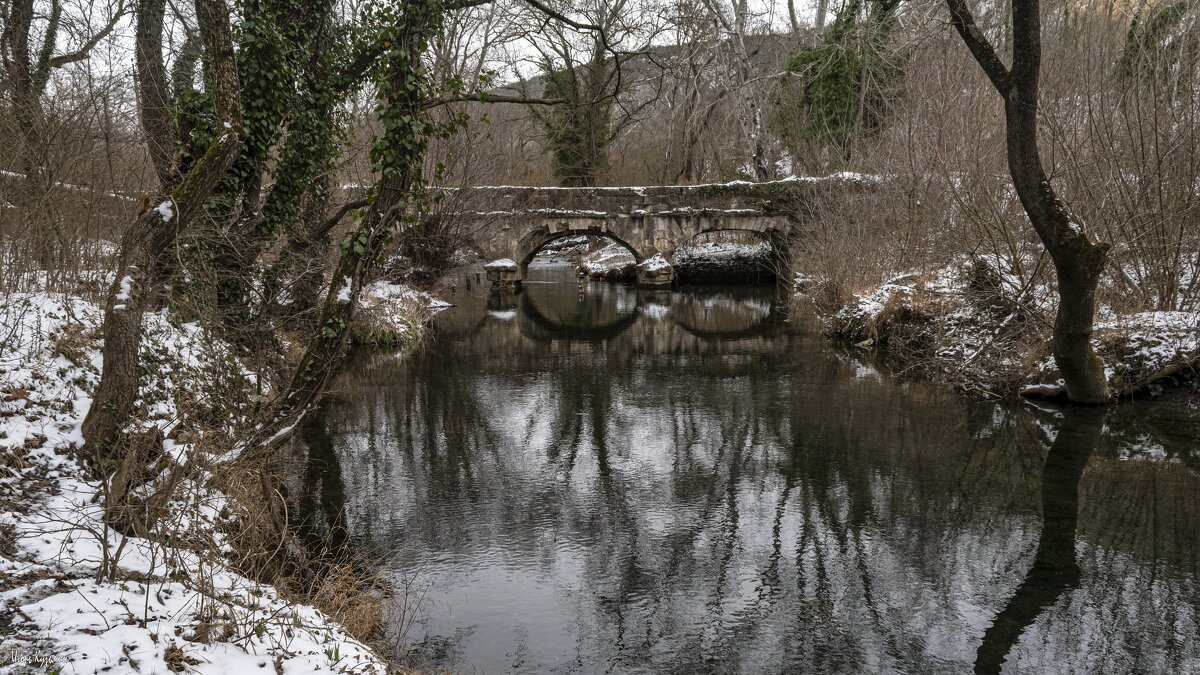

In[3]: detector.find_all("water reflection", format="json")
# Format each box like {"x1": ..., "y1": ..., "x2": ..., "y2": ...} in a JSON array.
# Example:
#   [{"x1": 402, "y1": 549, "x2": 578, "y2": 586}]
[
  {"x1": 974, "y1": 407, "x2": 1101, "y2": 674},
  {"x1": 303, "y1": 263, "x2": 1200, "y2": 674}
]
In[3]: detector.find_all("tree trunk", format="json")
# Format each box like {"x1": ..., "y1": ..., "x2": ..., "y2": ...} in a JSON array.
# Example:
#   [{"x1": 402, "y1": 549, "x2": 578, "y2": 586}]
[
  {"x1": 237, "y1": 1, "x2": 441, "y2": 454},
  {"x1": 82, "y1": 0, "x2": 244, "y2": 461},
  {"x1": 946, "y1": 0, "x2": 1112, "y2": 404},
  {"x1": 134, "y1": 0, "x2": 179, "y2": 190},
  {"x1": 1004, "y1": 0, "x2": 1111, "y2": 404}
]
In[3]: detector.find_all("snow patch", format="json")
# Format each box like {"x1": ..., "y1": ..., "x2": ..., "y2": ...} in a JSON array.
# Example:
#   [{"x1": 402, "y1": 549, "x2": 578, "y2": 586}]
[
  {"x1": 154, "y1": 200, "x2": 174, "y2": 222},
  {"x1": 484, "y1": 258, "x2": 518, "y2": 270},
  {"x1": 0, "y1": 291, "x2": 389, "y2": 674},
  {"x1": 638, "y1": 254, "x2": 672, "y2": 273},
  {"x1": 336, "y1": 276, "x2": 353, "y2": 303},
  {"x1": 115, "y1": 274, "x2": 134, "y2": 301}
]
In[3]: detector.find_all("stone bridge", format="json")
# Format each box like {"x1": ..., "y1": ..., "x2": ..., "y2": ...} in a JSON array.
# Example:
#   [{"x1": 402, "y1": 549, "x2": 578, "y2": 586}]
[{"x1": 439, "y1": 176, "x2": 870, "y2": 288}]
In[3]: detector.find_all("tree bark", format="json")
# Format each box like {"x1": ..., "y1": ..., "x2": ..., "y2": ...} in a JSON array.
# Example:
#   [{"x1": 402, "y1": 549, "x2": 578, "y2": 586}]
[
  {"x1": 82, "y1": 0, "x2": 244, "y2": 461},
  {"x1": 945, "y1": 0, "x2": 1112, "y2": 404},
  {"x1": 134, "y1": 0, "x2": 179, "y2": 190},
  {"x1": 237, "y1": 1, "x2": 441, "y2": 455}
]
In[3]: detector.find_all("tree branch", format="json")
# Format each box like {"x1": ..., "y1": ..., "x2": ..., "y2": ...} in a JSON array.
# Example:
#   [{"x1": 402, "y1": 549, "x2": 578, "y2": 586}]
[
  {"x1": 421, "y1": 92, "x2": 568, "y2": 110},
  {"x1": 46, "y1": 0, "x2": 128, "y2": 69},
  {"x1": 336, "y1": 42, "x2": 385, "y2": 90},
  {"x1": 944, "y1": 0, "x2": 1011, "y2": 95},
  {"x1": 522, "y1": 0, "x2": 603, "y2": 32},
  {"x1": 310, "y1": 198, "x2": 369, "y2": 241},
  {"x1": 32, "y1": 0, "x2": 62, "y2": 90}
]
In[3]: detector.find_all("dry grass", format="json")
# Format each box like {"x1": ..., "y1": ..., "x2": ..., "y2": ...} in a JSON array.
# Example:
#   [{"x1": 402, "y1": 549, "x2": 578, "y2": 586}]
[{"x1": 199, "y1": 435, "x2": 426, "y2": 667}]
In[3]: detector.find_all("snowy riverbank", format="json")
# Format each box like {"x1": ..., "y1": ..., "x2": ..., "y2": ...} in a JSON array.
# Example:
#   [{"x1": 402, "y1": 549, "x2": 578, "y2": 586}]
[
  {"x1": 576, "y1": 238, "x2": 777, "y2": 283},
  {"x1": 0, "y1": 282, "x2": 447, "y2": 674},
  {"x1": 801, "y1": 256, "x2": 1200, "y2": 399}
]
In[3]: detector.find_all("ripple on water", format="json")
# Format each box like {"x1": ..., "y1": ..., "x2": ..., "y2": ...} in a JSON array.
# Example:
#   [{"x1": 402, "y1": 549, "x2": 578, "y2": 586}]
[{"x1": 308, "y1": 265, "x2": 1200, "y2": 674}]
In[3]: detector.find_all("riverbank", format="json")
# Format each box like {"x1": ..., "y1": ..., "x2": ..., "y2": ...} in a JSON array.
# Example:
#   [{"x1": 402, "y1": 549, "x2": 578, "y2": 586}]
[
  {"x1": 0, "y1": 279, "x2": 446, "y2": 673},
  {"x1": 577, "y1": 237, "x2": 779, "y2": 283},
  {"x1": 798, "y1": 255, "x2": 1200, "y2": 403},
  {"x1": 553, "y1": 243, "x2": 1198, "y2": 403}
]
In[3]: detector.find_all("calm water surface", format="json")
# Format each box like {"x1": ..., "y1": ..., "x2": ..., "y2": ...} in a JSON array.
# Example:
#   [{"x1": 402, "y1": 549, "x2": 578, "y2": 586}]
[{"x1": 301, "y1": 262, "x2": 1200, "y2": 674}]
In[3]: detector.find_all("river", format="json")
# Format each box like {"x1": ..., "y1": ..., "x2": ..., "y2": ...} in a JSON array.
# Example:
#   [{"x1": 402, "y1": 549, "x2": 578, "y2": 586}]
[{"x1": 299, "y1": 261, "x2": 1200, "y2": 674}]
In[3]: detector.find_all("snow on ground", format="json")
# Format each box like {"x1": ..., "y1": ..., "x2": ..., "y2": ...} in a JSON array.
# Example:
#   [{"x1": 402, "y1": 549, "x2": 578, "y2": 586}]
[
  {"x1": 579, "y1": 244, "x2": 635, "y2": 279},
  {"x1": 362, "y1": 280, "x2": 452, "y2": 311},
  {"x1": 638, "y1": 254, "x2": 672, "y2": 273},
  {"x1": 1093, "y1": 311, "x2": 1200, "y2": 392},
  {"x1": 807, "y1": 256, "x2": 1200, "y2": 398},
  {"x1": 536, "y1": 235, "x2": 591, "y2": 257},
  {"x1": 482, "y1": 258, "x2": 517, "y2": 270},
  {"x1": 674, "y1": 240, "x2": 770, "y2": 263},
  {"x1": 356, "y1": 281, "x2": 451, "y2": 344},
  {"x1": 579, "y1": 239, "x2": 771, "y2": 281},
  {"x1": 0, "y1": 292, "x2": 389, "y2": 674}
]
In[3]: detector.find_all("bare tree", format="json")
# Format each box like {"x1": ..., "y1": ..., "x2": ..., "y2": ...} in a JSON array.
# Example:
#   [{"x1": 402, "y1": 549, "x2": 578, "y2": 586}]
[
  {"x1": 699, "y1": 0, "x2": 775, "y2": 180},
  {"x1": 518, "y1": 0, "x2": 666, "y2": 186},
  {"x1": 82, "y1": 0, "x2": 243, "y2": 460},
  {"x1": 945, "y1": 0, "x2": 1112, "y2": 403},
  {"x1": 1, "y1": 0, "x2": 127, "y2": 262}
]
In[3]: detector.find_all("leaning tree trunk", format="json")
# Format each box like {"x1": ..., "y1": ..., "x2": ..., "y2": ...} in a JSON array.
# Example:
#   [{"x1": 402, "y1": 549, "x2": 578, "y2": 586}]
[
  {"x1": 946, "y1": 0, "x2": 1112, "y2": 404},
  {"x1": 82, "y1": 0, "x2": 244, "y2": 461},
  {"x1": 234, "y1": 0, "x2": 443, "y2": 456}
]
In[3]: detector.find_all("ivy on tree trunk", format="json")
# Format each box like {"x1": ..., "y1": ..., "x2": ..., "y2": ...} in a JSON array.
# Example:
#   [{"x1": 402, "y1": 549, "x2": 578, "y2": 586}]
[
  {"x1": 239, "y1": 0, "x2": 453, "y2": 454},
  {"x1": 82, "y1": 0, "x2": 245, "y2": 463}
]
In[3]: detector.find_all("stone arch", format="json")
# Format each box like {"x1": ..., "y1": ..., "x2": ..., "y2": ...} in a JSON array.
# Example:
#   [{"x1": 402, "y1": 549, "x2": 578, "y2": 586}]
[
  {"x1": 517, "y1": 226, "x2": 644, "y2": 274},
  {"x1": 517, "y1": 290, "x2": 642, "y2": 342},
  {"x1": 672, "y1": 225, "x2": 790, "y2": 282},
  {"x1": 683, "y1": 226, "x2": 775, "y2": 244}
]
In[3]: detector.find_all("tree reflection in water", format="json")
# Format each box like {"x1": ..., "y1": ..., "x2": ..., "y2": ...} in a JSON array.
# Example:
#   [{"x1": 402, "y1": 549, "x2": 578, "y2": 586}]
[
  {"x1": 299, "y1": 264, "x2": 1200, "y2": 674},
  {"x1": 974, "y1": 406, "x2": 1101, "y2": 674}
]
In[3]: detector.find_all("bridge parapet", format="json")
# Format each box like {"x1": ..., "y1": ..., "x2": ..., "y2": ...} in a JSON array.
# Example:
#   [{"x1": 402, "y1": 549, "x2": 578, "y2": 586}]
[
  {"x1": 426, "y1": 176, "x2": 873, "y2": 284},
  {"x1": 444, "y1": 175, "x2": 867, "y2": 217}
]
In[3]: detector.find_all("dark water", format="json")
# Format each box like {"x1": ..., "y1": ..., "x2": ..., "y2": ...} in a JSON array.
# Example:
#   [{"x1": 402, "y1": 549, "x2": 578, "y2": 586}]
[{"x1": 302, "y1": 262, "x2": 1200, "y2": 674}]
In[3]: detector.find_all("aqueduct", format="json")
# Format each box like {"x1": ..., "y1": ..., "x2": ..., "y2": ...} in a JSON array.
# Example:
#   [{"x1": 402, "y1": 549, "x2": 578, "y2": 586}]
[{"x1": 439, "y1": 175, "x2": 871, "y2": 286}]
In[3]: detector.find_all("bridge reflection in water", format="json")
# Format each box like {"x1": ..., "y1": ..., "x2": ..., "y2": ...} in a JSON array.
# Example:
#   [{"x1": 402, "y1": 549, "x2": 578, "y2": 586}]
[{"x1": 301, "y1": 263, "x2": 1200, "y2": 674}]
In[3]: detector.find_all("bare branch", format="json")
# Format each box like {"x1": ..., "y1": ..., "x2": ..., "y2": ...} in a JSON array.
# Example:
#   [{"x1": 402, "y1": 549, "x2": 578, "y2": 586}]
[
  {"x1": 423, "y1": 92, "x2": 569, "y2": 110},
  {"x1": 446, "y1": 0, "x2": 495, "y2": 9},
  {"x1": 944, "y1": 0, "x2": 1010, "y2": 95},
  {"x1": 522, "y1": 0, "x2": 604, "y2": 33},
  {"x1": 46, "y1": 0, "x2": 129, "y2": 69}
]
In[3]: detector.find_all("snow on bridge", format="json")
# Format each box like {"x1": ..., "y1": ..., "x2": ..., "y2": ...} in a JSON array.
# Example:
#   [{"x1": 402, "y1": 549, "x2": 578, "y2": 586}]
[{"x1": 427, "y1": 175, "x2": 875, "y2": 286}]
